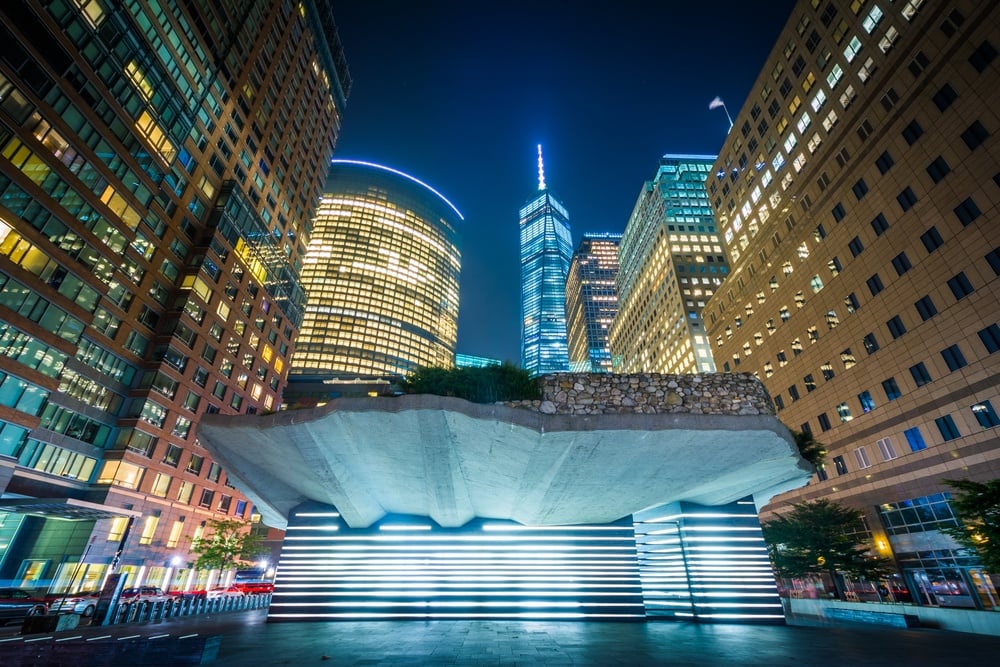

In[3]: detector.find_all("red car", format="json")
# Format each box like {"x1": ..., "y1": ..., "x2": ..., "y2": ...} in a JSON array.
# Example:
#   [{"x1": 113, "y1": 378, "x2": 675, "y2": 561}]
[
  {"x1": 233, "y1": 581, "x2": 274, "y2": 594},
  {"x1": 0, "y1": 588, "x2": 48, "y2": 625}
]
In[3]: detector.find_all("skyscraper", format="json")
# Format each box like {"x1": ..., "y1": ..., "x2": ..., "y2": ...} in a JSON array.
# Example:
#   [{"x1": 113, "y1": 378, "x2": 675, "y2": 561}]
[
  {"x1": 0, "y1": 1, "x2": 348, "y2": 593},
  {"x1": 520, "y1": 145, "x2": 572, "y2": 376},
  {"x1": 291, "y1": 160, "x2": 462, "y2": 379},
  {"x1": 610, "y1": 155, "x2": 725, "y2": 374},
  {"x1": 704, "y1": 0, "x2": 999, "y2": 605},
  {"x1": 565, "y1": 233, "x2": 621, "y2": 373}
]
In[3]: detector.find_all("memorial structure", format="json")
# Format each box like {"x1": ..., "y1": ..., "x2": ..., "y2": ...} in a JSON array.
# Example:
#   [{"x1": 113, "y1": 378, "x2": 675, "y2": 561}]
[{"x1": 198, "y1": 373, "x2": 813, "y2": 622}]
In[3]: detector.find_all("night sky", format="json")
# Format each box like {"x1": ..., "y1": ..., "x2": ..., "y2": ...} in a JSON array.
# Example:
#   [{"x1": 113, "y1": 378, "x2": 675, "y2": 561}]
[{"x1": 330, "y1": 1, "x2": 797, "y2": 364}]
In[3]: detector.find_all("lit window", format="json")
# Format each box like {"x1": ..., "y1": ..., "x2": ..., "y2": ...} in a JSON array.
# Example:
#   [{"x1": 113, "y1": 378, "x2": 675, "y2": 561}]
[
  {"x1": 972, "y1": 400, "x2": 1000, "y2": 429},
  {"x1": 138, "y1": 515, "x2": 159, "y2": 545},
  {"x1": 844, "y1": 36, "x2": 862, "y2": 62},
  {"x1": 862, "y1": 5, "x2": 884, "y2": 33}
]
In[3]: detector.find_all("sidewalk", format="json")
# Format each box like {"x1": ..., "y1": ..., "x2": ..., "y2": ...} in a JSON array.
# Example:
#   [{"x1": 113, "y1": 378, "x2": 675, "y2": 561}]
[{"x1": 5, "y1": 609, "x2": 1000, "y2": 666}]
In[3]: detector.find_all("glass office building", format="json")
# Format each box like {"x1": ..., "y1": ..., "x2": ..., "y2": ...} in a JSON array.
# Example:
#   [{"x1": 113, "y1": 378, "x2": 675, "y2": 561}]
[
  {"x1": 291, "y1": 160, "x2": 462, "y2": 378},
  {"x1": 519, "y1": 146, "x2": 572, "y2": 376},
  {"x1": 611, "y1": 155, "x2": 725, "y2": 374},
  {"x1": 565, "y1": 233, "x2": 621, "y2": 373},
  {"x1": 0, "y1": 1, "x2": 348, "y2": 594}
]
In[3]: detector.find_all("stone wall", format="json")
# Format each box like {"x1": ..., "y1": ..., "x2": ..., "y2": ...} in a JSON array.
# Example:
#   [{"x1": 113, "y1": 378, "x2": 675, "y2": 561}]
[{"x1": 505, "y1": 373, "x2": 775, "y2": 416}]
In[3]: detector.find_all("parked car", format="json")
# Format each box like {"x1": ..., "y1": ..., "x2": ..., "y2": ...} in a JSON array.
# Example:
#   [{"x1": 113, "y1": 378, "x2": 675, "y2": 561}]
[
  {"x1": 205, "y1": 585, "x2": 245, "y2": 601},
  {"x1": 119, "y1": 586, "x2": 169, "y2": 605},
  {"x1": 0, "y1": 588, "x2": 48, "y2": 625},
  {"x1": 167, "y1": 588, "x2": 206, "y2": 601},
  {"x1": 234, "y1": 581, "x2": 274, "y2": 594},
  {"x1": 46, "y1": 590, "x2": 101, "y2": 617}
]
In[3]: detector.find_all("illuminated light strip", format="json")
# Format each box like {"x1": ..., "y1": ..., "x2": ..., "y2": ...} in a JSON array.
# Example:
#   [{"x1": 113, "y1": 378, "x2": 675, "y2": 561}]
[
  {"x1": 694, "y1": 603, "x2": 785, "y2": 608},
  {"x1": 279, "y1": 538, "x2": 635, "y2": 546},
  {"x1": 276, "y1": 567, "x2": 642, "y2": 573},
  {"x1": 277, "y1": 567, "x2": 641, "y2": 574},
  {"x1": 670, "y1": 536, "x2": 764, "y2": 542},
  {"x1": 379, "y1": 525, "x2": 432, "y2": 531},
  {"x1": 277, "y1": 575, "x2": 640, "y2": 583},
  {"x1": 692, "y1": 614, "x2": 786, "y2": 620},
  {"x1": 691, "y1": 592, "x2": 779, "y2": 598},
  {"x1": 273, "y1": 583, "x2": 642, "y2": 592},
  {"x1": 279, "y1": 545, "x2": 636, "y2": 552},
  {"x1": 271, "y1": 600, "x2": 641, "y2": 608},
  {"x1": 639, "y1": 513, "x2": 752, "y2": 522},
  {"x1": 674, "y1": 526, "x2": 766, "y2": 532},
  {"x1": 278, "y1": 564, "x2": 638, "y2": 582},
  {"x1": 276, "y1": 577, "x2": 642, "y2": 585},
  {"x1": 268, "y1": 613, "x2": 646, "y2": 620},
  {"x1": 330, "y1": 159, "x2": 464, "y2": 220},
  {"x1": 276, "y1": 581, "x2": 640, "y2": 588},
  {"x1": 274, "y1": 590, "x2": 642, "y2": 598},
  {"x1": 278, "y1": 534, "x2": 635, "y2": 542},
  {"x1": 481, "y1": 524, "x2": 633, "y2": 532}
]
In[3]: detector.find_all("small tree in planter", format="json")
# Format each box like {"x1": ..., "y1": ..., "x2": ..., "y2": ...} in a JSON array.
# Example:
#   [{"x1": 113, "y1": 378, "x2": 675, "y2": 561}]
[
  {"x1": 761, "y1": 499, "x2": 892, "y2": 599},
  {"x1": 942, "y1": 478, "x2": 1000, "y2": 573}
]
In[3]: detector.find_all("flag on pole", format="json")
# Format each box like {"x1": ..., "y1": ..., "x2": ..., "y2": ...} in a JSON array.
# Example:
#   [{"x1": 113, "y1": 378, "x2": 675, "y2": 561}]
[{"x1": 709, "y1": 96, "x2": 725, "y2": 110}]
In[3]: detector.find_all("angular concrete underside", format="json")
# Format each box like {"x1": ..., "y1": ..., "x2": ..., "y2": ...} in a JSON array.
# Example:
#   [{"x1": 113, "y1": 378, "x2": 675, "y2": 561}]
[{"x1": 198, "y1": 395, "x2": 812, "y2": 530}]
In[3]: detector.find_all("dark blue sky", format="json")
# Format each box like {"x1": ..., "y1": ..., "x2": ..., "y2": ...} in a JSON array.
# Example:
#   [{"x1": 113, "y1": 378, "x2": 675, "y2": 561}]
[{"x1": 331, "y1": 1, "x2": 796, "y2": 364}]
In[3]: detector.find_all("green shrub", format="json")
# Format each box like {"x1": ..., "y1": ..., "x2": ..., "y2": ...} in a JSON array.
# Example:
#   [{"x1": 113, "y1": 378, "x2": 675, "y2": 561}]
[{"x1": 402, "y1": 363, "x2": 540, "y2": 403}]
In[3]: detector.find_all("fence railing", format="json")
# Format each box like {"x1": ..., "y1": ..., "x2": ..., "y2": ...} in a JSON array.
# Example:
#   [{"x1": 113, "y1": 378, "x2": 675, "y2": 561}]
[{"x1": 104, "y1": 592, "x2": 271, "y2": 626}]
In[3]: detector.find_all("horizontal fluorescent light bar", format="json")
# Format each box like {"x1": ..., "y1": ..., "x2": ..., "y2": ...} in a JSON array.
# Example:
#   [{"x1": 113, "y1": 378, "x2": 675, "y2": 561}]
[
  {"x1": 271, "y1": 600, "x2": 641, "y2": 608},
  {"x1": 268, "y1": 612, "x2": 645, "y2": 620},
  {"x1": 481, "y1": 525, "x2": 633, "y2": 532},
  {"x1": 281, "y1": 535, "x2": 636, "y2": 543}
]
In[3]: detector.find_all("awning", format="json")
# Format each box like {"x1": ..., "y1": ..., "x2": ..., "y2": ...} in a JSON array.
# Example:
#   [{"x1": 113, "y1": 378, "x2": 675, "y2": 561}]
[{"x1": 0, "y1": 497, "x2": 144, "y2": 521}]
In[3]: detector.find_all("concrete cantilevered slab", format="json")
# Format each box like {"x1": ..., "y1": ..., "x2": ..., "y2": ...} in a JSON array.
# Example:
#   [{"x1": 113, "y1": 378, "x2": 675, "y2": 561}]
[{"x1": 197, "y1": 374, "x2": 812, "y2": 531}]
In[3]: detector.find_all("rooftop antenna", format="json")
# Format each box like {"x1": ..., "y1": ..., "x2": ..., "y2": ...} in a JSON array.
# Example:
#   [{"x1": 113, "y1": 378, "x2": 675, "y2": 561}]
[{"x1": 537, "y1": 144, "x2": 546, "y2": 191}]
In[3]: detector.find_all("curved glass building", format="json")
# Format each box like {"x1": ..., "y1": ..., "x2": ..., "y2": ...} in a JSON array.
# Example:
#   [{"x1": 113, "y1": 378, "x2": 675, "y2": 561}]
[{"x1": 292, "y1": 160, "x2": 462, "y2": 377}]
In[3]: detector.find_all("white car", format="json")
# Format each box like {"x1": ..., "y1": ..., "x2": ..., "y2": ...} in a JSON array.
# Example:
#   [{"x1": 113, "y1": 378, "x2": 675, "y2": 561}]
[
  {"x1": 119, "y1": 586, "x2": 169, "y2": 605},
  {"x1": 205, "y1": 585, "x2": 245, "y2": 601},
  {"x1": 47, "y1": 590, "x2": 101, "y2": 617}
]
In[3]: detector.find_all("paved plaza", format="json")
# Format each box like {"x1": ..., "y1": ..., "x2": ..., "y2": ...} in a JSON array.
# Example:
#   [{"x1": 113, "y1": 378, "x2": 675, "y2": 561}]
[
  {"x1": 5, "y1": 609, "x2": 1000, "y2": 666},
  {"x1": 211, "y1": 615, "x2": 1000, "y2": 666}
]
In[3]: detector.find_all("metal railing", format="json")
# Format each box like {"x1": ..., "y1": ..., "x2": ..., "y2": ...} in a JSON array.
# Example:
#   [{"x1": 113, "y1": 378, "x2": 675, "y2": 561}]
[{"x1": 104, "y1": 592, "x2": 271, "y2": 626}]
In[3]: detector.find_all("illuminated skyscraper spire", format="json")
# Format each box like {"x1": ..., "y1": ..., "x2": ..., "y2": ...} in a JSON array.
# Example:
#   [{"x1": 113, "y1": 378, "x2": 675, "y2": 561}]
[
  {"x1": 520, "y1": 146, "x2": 571, "y2": 376},
  {"x1": 537, "y1": 143, "x2": 546, "y2": 191}
]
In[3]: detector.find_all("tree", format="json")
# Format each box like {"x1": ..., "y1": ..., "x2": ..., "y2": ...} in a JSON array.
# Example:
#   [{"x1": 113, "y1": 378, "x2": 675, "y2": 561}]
[
  {"x1": 942, "y1": 478, "x2": 1000, "y2": 572},
  {"x1": 190, "y1": 518, "x2": 266, "y2": 571},
  {"x1": 792, "y1": 430, "x2": 826, "y2": 468},
  {"x1": 402, "y1": 363, "x2": 540, "y2": 403},
  {"x1": 761, "y1": 499, "x2": 892, "y2": 598}
]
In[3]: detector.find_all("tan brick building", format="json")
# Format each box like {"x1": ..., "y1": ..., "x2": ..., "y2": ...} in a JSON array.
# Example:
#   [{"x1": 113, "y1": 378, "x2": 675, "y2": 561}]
[{"x1": 704, "y1": 0, "x2": 999, "y2": 607}]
